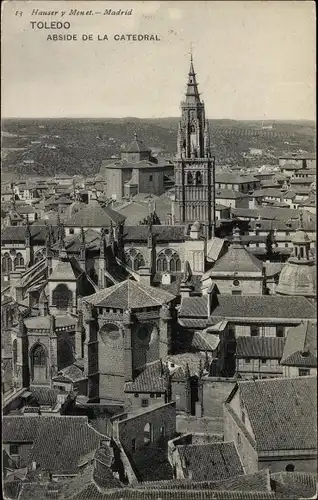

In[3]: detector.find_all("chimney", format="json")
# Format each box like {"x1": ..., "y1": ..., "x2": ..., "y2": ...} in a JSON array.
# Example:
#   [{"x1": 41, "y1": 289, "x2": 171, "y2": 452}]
[{"x1": 138, "y1": 266, "x2": 152, "y2": 286}]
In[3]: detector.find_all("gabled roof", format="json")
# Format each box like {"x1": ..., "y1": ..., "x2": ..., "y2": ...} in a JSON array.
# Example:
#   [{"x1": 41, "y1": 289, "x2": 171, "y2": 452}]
[
  {"x1": 64, "y1": 200, "x2": 125, "y2": 227},
  {"x1": 231, "y1": 376, "x2": 317, "y2": 452},
  {"x1": 211, "y1": 241, "x2": 263, "y2": 274},
  {"x1": 124, "y1": 225, "x2": 188, "y2": 242},
  {"x1": 280, "y1": 321, "x2": 317, "y2": 366},
  {"x1": 85, "y1": 279, "x2": 175, "y2": 309}
]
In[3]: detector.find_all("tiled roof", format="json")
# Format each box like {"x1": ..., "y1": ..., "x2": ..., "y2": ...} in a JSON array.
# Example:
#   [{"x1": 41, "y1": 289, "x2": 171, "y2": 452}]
[
  {"x1": 64, "y1": 200, "x2": 126, "y2": 227},
  {"x1": 55, "y1": 363, "x2": 86, "y2": 383},
  {"x1": 237, "y1": 376, "x2": 317, "y2": 452},
  {"x1": 123, "y1": 136, "x2": 151, "y2": 153},
  {"x1": 125, "y1": 360, "x2": 166, "y2": 393},
  {"x1": 280, "y1": 321, "x2": 317, "y2": 366},
  {"x1": 1, "y1": 225, "x2": 58, "y2": 243},
  {"x1": 166, "y1": 352, "x2": 207, "y2": 380},
  {"x1": 152, "y1": 273, "x2": 202, "y2": 295},
  {"x1": 178, "y1": 318, "x2": 209, "y2": 329},
  {"x1": 3, "y1": 416, "x2": 105, "y2": 474},
  {"x1": 124, "y1": 225, "x2": 188, "y2": 242},
  {"x1": 26, "y1": 387, "x2": 58, "y2": 405},
  {"x1": 85, "y1": 279, "x2": 175, "y2": 309},
  {"x1": 138, "y1": 468, "x2": 271, "y2": 492},
  {"x1": 177, "y1": 442, "x2": 244, "y2": 482},
  {"x1": 215, "y1": 173, "x2": 258, "y2": 184},
  {"x1": 179, "y1": 295, "x2": 208, "y2": 318},
  {"x1": 270, "y1": 471, "x2": 317, "y2": 499},
  {"x1": 231, "y1": 206, "x2": 303, "y2": 221},
  {"x1": 211, "y1": 243, "x2": 263, "y2": 273},
  {"x1": 206, "y1": 237, "x2": 225, "y2": 263},
  {"x1": 236, "y1": 337, "x2": 285, "y2": 359},
  {"x1": 264, "y1": 262, "x2": 284, "y2": 277}
]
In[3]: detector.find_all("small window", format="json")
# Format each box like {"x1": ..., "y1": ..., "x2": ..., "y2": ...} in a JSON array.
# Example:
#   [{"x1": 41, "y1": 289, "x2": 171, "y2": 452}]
[
  {"x1": 69, "y1": 228, "x2": 74, "y2": 235},
  {"x1": 134, "y1": 393, "x2": 139, "y2": 398},
  {"x1": 251, "y1": 326, "x2": 260, "y2": 337},
  {"x1": 237, "y1": 433, "x2": 241, "y2": 445},
  {"x1": 245, "y1": 358, "x2": 251, "y2": 364},
  {"x1": 141, "y1": 399, "x2": 149, "y2": 408},
  {"x1": 155, "y1": 393, "x2": 162, "y2": 398},
  {"x1": 299, "y1": 368, "x2": 310, "y2": 377},
  {"x1": 10, "y1": 444, "x2": 19, "y2": 455},
  {"x1": 232, "y1": 290, "x2": 242, "y2": 296},
  {"x1": 160, "y1": 426, "x2": 165, "y2": 437},
  {"x1": 99, "y1": 308, "x2": 103, "y2": 315},
  {"x1": 242, "y1": 410, "x2": 246, "y2": 424},
  {"x1": 149, "y1": 175, "x2": 153, "y2": 181},
  {"x1": 150, "y1": 393, "x2": 154, "y2": 398},
  {"x1": 131, "y1": 438, "x2": 136, "y2": 452},
  {"x1": 276, "y1": 326, "x2": 284, "y2": 338},
  {"x1": 285, "y1": 243, "x2": 289, "y2": 248},
  {"x1": 261, "y1": 359, "x2": 267, "y2": 364}
]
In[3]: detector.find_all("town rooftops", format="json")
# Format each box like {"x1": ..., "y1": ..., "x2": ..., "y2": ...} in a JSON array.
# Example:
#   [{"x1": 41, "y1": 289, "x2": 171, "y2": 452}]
[
  {"x1": 179, "y1": 295, "x2": 317, "y2": 320},
  {"x1": 2, "y1": 416, "x2": 106, "y2": 474},
  {"x1": 85, "y1": 278, "x2": 175, "y2": 309},
  {"x1": 1, "y1": 225, "x2": 58, "y2": 243},
  {"x1": 280, "y1": 321, "x2": 317, "y2": 366},
  {"x1": 215, "y1": 189, "x2": 249, "y2": 199},
  {"x1": 125, "y1": 360, "x2": 166, "y2": 393},
  {"x1": 227, "y1": 376, "x2": 317, "y2": 453},
  {"x1": 123, "y1": 225, "x2": 189, "y2": 242},
  {"x1": 231, "y1": 206, "x2": 304, "y2": 221},
  {"x1": 64, "y1": 200, "x2": 126, "y2": 227}
]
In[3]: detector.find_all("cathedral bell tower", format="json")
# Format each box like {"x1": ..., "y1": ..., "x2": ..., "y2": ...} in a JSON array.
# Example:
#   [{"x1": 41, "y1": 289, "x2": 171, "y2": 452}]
[{"x1": 174, "y1": 54, "x2": 216, "y2": 238}]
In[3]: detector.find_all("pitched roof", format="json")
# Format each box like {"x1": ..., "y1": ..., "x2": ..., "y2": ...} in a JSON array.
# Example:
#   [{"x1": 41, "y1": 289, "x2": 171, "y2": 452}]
[
  {"x1": 179, "y1": 295, "x2": 317, "y2": 320},
  {"x1": 206, "y1": 237, "x2": 225, "y2": 263},
  {"x1": 49, "y1": 256, "x2": 82, "y2": 281},
  {"x1": 211, "y1": 240, "x2": 263, "y2": 274},
  {"x1": 1, "y1": 225, "x2": 58, "y2": 243},
  {"x1": 64, "y1": 200, "x2": 125, "y2": 227},
  {"x1": 3, "y1": 416, "x2": 105, "y2": 474},
  {"x1": 85, "y1": 279, "x2": 175, "y2": 309},
  {"x1": 177, "y1": 442, "x2": 244, "y2": 482},
  {"x1": 123, "y1": 135, "x2": 151, "y2": 153},
  {"x1": 236, "y1": 337, "x2": 285, "y2": 359},
  {"x1": 125, "y1": 360, "x2": 166, "y2": 393},
  {"x1": 270, "y1": 471, "x2": 317, "y2": 499},
  {"x1": 280, "y1": 321, "x2": 317, "y2": 366},
  {"x1": 24, "y1": 314, "x2": 76, "y2": 330},
  {"x1": 236, "y1": 376, "x2": 317, "y2": 452},
  {"x1": 215, "y1": 173, "x2": 258, "y2": 184}
]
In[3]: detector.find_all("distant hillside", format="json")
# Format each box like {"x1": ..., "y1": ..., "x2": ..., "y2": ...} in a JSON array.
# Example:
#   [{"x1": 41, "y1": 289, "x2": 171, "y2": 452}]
[{"x1": 1, "y1": 118, "x2": 315, "y2": 179}]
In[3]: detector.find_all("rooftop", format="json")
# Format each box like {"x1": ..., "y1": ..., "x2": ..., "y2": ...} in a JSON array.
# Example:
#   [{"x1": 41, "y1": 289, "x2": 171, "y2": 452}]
[
  {"x1": 236, "y1": 337, "x2": 285, "y2": 359},
  {"x1": 280, "y1": 321, "x2": 317, "y2": 366},
  {"x1": 64, "y1": 200, "x2": 126, "y2": 227},
  {"x1": 84, "y1": 278, "x2": 175, "y2": 309}
]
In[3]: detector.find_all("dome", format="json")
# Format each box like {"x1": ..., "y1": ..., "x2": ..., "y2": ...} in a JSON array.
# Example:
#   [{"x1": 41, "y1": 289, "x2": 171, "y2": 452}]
[
  {"x1": 276, "y1": 261, "x2": 316, "y2": 297},
  {"x1": 123, "y1": 133, "x2": 151, "y2": 154}
]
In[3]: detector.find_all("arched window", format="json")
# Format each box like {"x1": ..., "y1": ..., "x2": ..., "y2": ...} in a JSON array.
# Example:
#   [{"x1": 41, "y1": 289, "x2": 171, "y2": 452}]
[
  {"x1": 195, "y1": 171, "x2": 202, "y2": 185},
  {"x1": 31, "y1": 344, "x2": 47, "y2": 381},
  {"x1": 124, "y1": 248, "x2": 146, "y2": 271},
  {"x1": 2, "y1": 253, "x2": 12, "y2": 274},
  {"x1": 144, "y1": 423, "x2": 152, "y2": 445},
  {"x1": 157, "y1": 249, "x2": 181, "y2": 273},
  {"x1": 14, "y1": 253, "x2": 24, "y2": 269},
  {"x1": 190, "y1": 124, "x2": 196, "y2": 133},
  {"x1": 187, "y1": 172, "x2": 193, "y2": 185},
  {"x1": 52, "y1": 284, "x2": 72, "y2": 311},
  {"x1": 170, "y1": 252, "x2": 181, "y2": 272},
  {"x1": 12, "y1": 339, "x2": 17, "y2": 376},
  {"x1": 157, "y1": 254, "x2": 168, "y2": 272},
  {"x1": 34, "y1": 252, "x2": 44, "y2": 264}
]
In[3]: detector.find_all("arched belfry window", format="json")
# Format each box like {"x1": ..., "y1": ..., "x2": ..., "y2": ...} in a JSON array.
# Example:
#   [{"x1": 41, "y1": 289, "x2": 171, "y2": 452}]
[
  {"x1": 157, "y1": 249, "x2": 181, "y2": 273},
  {"x1": 187, "y1": 172, "x2": 193, "y2": 185},
  {"x1": 196, "y1": 171, "x2": 202, "y2": 186},
  {"x1": 2, "y1": 253, "x2": 12, "y2": 274},
  {"x1": 31, "y1": 343, "x2": 47, "y2": 381},
  {"x1": 124, "y1": 248, "x2": 145, "y2": 271},
  {"x1": 52, "y1": 284, "x2": 72, "y2": 311},
  {"x1": 14, "y1": 253, "x2": 24, "y2": 269},
  {"x1": 190, "y1": 124, "x2": 196, "y2": 133}
]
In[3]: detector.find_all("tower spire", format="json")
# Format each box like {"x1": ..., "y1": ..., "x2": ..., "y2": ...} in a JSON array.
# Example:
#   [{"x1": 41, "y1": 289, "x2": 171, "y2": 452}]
[{"x1": 185, "y1": 52, "x2": 200, "y2": 104}]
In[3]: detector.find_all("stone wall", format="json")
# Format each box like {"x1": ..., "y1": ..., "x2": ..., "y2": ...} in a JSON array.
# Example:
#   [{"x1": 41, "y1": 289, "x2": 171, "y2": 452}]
[{"x1": 113, "y1": 402, "x2": 176, "y2": 454}]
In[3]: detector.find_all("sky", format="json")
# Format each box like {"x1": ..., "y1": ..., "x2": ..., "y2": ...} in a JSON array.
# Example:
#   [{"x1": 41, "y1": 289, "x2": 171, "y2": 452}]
[{"x1": 1, "y1": 0, "x2": 316, "y2": 120}]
